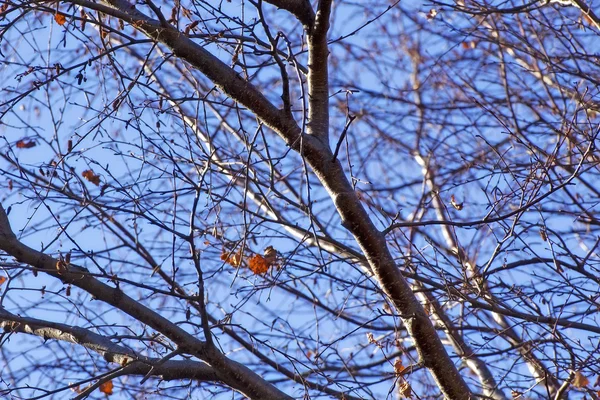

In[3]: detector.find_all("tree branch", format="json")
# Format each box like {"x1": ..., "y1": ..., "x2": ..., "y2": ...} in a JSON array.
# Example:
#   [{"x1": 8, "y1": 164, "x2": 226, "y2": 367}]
[
  {"x1": 57, "y1": 1, "x2": 472, "y2": 397},
  {"x1": 0, "y1": 308, "x2": 220, "y2": 382},
  {"x1": 0, "y1": 204, "x2": 292, "y2": 400},
  {"x1": 263, "y1": 0, "x2": 315, "y2": 27},
  {"x1": 306, "y1": 0, "x2": 333, "y2": 143}
]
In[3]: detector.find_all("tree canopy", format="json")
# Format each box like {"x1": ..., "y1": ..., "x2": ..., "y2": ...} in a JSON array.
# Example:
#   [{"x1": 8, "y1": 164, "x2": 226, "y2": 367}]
[{"x1": 1, "y1": 0, "x2": 600, "y2": 399}]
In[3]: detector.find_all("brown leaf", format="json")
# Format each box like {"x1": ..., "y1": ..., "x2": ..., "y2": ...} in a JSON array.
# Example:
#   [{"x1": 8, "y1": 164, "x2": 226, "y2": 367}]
[
  {"x1": 0, "y1": 276, "x2": 6, "y2": 286},
  {"x1": 99, "y1": 380, "x2": 113, "y2": 395},
  {"x1": 398, "y1": 380, "x2": 412, "y2": 398},
  {"x1": 366, "y1": 332, "x2": 375, "y2": 344},
  {"x1": 185, "y1": 20, "x2": 199, "y2": 35},
  {"x1": 450, "y1": 195, "x2": 463, "y2": 211},
  {"x1": 263, "y1": 246, "x2": 278, "y2": 266},
  {"x1": 82, "y1": 170, "x2": 101, "y2": 186},
  {"x1": 573, "y1": 370, "x2": 589, "y2": 388},
  {"x1": 221, "y1": 249, "x2": 242, "y2": 267},
  {"x1": 54, "y1": 13, "x2": 66, "y2": 26},
  {"x1": 16, "y1": 139, "x2": 36, "y2": 149},
  {"x1": 56, "y1": 259, "x2": 68, "y2": 274},
  {"x1": 394, "y1": 359, "x2": 406, "y2": 376}
]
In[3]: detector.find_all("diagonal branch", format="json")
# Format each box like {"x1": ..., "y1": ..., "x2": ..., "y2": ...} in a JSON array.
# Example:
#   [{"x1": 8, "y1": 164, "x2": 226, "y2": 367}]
[
  {"x1": 414, "y1": 153, "x2": 561, "y2": 397},
  {"x1": 0, "y1": 308, "x2": 220, "y2": 382},
  {"x1": 264, "y1": 0, "x2": 315, "y2": 27},
  {"x1": 56, "y1": 1, "x2": 472, "y2": 397},
  {"x1": 0, "y1": 204, "x2": 292, "y2": 400}
]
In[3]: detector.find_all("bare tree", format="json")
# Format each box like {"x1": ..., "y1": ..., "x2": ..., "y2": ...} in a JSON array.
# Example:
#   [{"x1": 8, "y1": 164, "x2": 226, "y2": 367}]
[{"x1": 1, "y1": 0, "x2": 599, "y2": 398}]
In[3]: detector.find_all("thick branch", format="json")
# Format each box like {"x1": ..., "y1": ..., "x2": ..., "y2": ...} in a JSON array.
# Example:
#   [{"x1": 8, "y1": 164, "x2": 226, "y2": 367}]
[
  {"x1": 60, "y1": 1, "x2": 472, "y2": 397},
  {"x1": 264, "y1": 0, "x2": 315, "y2": 27},
  {"x1": 302, "y1": 155, "x2": 471, "y2": 398},
  {"x1": 0, "y1": 309, "x2": 220, "y2": 382},
  {"x1": 0, "y1": 204, "x2": 292, "y2": 400},
  {"x1": 306, "y1": 0, "x2": 332, "y2": 143},
  {"x1": 415, "y1": 154, "x2": 560, "y2": 397}
]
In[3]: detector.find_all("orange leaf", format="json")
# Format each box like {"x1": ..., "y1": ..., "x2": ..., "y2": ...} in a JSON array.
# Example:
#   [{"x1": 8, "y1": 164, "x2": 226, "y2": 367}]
[
  {"x1": 0, "y1": 276, "x2": 6, "y2": 286},
  {"x1": 82, "y1": 170, "x2": 101, "y2": 186},
  {"x1": 16, "y1": 139, "x2": 36, "y2": 149},
  {"x1": 99, "y1": 380, "x2": 113, "y2": 395},
  {"x1": 394, "y1": 359, "x2": 405, "y2": 376},
  {"x1": 573, "y1": 370, "x2": 589, "y2": 388},
  {"x1": 221, "y1": 250, "x2": 242, "y2": 267},
  {"x1": 248, "y1": 254, "x2": 269, "y2": 274},
  {"x1": 54, "y1": 13, "x2": 66, "y2": 25}
]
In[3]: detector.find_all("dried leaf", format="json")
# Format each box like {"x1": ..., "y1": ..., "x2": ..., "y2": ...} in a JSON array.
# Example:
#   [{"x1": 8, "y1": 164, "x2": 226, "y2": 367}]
[
  {"x1": 221, "y1": 249, "x2": 242, "y2": 267},
  {"x1": 366, "y1": 332, "x2": 375, "y2": 344},
  {"x1": 573, "y1": 370, "x2": 589, "y2": 388},
  {"x1": 398, "y1": 380, "x2": 412, "y2": 398},
  {"x1": 248, "y1": 254, "x2": 269, "y2": 274},
  {"x1": 450, "y1": 195, "x2": 463, "y2": 211},
  {"x1": 99, "y1": 380, "x2": 113, "y2": 395},
  {"x1": 80, "y1": 9, "x2": 87, "y2": 30},
  {"x1": 56, "y1": 259, "x2": 68, "y2": 274},
  {"x1": 8, "y1": 179, "x2": 13, "y2": 191},
  {"x1": 393, "y1": 359, "x2": 405, "y2": 376},
  {"x1": 54, "y1": 13, "x2": 66, "y2": 25},
  {"x1": 0, "y1": 276, "x2": 6, "y2": 286},
  {"x1": 70, "y1": 383, "x2": 82, "y2": 393},
  {"x1": 16, "y1": 139, "x2": 36, "y2": 149},
  {"x1": 185, "y1": 20, "x2": 199, "y2": 35},
  {"x1": 82, "y1": 170, "x2": 101, "y2": 186},
  {"x1": 424, "y1": 303, "x2": 432, "y2": 316},
  {"x1": 263, "y1": 246, "x2": 278, "y2": 265},
  {"x1": 426, "y1": 8, "x2": 437, "y2": 20}
]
